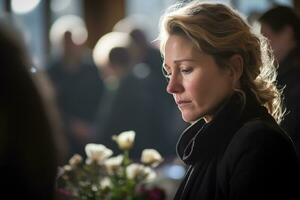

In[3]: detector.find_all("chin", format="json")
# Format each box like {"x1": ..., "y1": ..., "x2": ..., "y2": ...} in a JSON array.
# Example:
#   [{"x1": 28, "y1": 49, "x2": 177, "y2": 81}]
[
  {"x1": 181, "y1": 113, "x2": 200, "y2": 124},
  {"x1": 181, "y1": 108, "x2": 206, "y2": 123}
]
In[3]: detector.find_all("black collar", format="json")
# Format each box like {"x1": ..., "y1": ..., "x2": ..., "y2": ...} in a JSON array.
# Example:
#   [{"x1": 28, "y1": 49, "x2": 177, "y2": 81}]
[{"x1": 176, "y1": 92, "x2": 268, "y2": 165}]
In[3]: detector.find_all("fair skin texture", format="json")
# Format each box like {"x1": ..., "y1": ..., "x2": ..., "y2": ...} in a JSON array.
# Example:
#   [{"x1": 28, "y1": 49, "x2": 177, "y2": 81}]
[{"x1": 163, "y1": 34, "x2": 243, "y2": 123}]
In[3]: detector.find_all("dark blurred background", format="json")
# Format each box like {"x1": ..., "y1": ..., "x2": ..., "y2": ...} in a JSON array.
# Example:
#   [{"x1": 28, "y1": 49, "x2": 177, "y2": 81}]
[{"x1": 0, "y1": 0, "x2": 297, "y2": 70}]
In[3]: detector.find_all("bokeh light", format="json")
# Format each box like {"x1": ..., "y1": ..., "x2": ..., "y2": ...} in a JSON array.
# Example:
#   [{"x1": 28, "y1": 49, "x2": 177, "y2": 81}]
[{"x1": 11, "y1": 0, "x2": 41, "y2": 14}]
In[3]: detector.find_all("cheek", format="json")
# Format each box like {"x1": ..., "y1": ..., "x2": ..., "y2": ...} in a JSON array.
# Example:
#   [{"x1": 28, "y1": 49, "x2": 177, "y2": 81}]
[
  {"x1": 189, "y1": 74, "x2": 232, "y2": 105},
  {"x1": 210, "y1": 77, "x2": 233, "y2": 103},
  {"x1": 187, "y1": 75, "x2": 212, "y2": 103}
]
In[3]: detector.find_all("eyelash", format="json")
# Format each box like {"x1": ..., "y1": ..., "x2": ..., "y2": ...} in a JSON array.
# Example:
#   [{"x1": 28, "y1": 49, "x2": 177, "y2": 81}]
[
  {"x1": 181, "y1": 68, "x2": 192, "y2": 74},
  {"x1": 162, "y1": 67, "x2": 193, "y2": 80}
]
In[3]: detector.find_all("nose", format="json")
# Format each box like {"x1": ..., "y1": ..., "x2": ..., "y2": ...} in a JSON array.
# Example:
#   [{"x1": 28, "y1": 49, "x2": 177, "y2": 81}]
[{"x1": 166, "y1": 74, "x2": 183, "y2": 94}]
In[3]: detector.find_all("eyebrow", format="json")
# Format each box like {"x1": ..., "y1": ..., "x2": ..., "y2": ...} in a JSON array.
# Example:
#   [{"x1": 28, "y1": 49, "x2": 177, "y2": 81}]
[
  {"x1": 174, "y1": 58, "x2": 197, "y2": 64},
  {"x1": 164, "y1": 58, "x2": 198, "y2": 68}
]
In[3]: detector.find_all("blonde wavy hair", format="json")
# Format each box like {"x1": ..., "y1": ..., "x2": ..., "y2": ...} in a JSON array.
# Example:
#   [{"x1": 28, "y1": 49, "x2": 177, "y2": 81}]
[{"x1": 158, "y1": 1, "x2": 284, "y2": 124}]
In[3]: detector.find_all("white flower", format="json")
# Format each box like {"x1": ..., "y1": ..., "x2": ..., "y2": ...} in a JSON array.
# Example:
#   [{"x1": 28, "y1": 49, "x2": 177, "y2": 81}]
[
  {"x1": 104, "y1": 155, "x2": 124, "y2": 174},
  {"x1": 144, "y1": 166, "x2": 157, "y2": 181},
  {"x1": 92, "y1": 184, "x2": 98, "y2": 192},
  {"x1": 100, "y1": 177, "x2": 112, "y2": 189},
  {"x1": 126, "y1": 163, "x2": 156, "y2": 182},
  {"x1": 112, "y1": 130, "x2": 135, "y2": 150},
  {"x1": 69, "y1": 154, "x2": 83, "y2": 167},
  {"x1": 126, "y1": 163, "x2": 145, "y2": 180},
  {"x1": 85, "y1": 143, "x2": 113, "y2": 165},
  {"x1": 141, "y1": 149, "x2": 163, "y2": 167},
  {"x1": 63, "y1": 165, "x2": 72, "y2": 172}
]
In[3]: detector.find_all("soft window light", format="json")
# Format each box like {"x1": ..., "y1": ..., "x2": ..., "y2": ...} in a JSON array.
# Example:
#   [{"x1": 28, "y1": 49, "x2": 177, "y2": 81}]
[
  {"x1": 12, "y1": 0, "x2": 41, "y2": 14},
  {"x1": 51, "y1": 0, "x2": 72, "y2": 13}
]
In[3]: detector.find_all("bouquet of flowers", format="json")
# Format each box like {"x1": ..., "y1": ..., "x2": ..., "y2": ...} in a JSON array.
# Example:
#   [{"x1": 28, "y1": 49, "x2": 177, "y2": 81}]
[{"x1": 57, "y1": 130, "x2": 165, "y2": 200}]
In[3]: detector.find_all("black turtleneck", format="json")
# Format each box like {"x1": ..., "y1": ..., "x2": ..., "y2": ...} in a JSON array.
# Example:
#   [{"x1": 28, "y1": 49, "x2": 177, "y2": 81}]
[{"x1": 173, "y1": 92, "x2": 300, "y2": 200}]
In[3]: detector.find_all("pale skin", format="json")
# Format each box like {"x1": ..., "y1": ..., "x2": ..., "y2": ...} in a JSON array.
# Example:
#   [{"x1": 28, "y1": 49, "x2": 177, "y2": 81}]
[{"x1": 163, "y1": 34, "x2": 243, "y2": 123}]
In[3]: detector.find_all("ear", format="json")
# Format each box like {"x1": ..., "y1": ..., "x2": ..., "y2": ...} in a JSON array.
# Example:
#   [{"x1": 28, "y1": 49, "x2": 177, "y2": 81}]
[{"x1": 228, "y1": 54, "x2": 243, "y2": 88}]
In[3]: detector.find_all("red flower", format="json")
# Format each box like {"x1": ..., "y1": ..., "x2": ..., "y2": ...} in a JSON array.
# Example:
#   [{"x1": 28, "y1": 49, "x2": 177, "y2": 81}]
[{"x1": 139, "y1": 186, "x2": 166, "y2": 200}]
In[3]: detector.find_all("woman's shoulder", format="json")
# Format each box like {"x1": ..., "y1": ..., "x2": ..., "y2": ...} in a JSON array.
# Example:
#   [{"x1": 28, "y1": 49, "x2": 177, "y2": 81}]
[
  {"x1": 224, "y1": 117, "x2": 298, "y2": 161},
  {"x1": 218, "y1": 115, "x2": 300, "y2": 200},
  {"x1": 238, "y1": 118, "x2": 287, "y2": 140},
  {"x1": 231, "y1": 118, "x2": 291, "y2": 149}
]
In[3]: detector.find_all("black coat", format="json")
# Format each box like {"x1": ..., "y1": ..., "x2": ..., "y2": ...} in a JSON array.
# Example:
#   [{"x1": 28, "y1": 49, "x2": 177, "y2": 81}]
[{"x1": 174, "y1": 92, "x2": 300, "y2": 200}]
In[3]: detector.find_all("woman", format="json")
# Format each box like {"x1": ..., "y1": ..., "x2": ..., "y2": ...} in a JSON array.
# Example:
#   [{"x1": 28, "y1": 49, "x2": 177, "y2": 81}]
[{"x1": 159, "y1": 2, "x2": 300, "y2": 200}]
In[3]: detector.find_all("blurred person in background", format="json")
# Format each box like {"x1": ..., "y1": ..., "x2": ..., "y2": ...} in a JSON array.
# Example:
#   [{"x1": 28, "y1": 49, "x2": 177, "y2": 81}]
[
  {"x1": 259, "y1": 5, "x2": 300, "y2": 156},
  {"x1": 46, "y1": 15, "x2": 104, "y2": 158},
  {"x1": 93, "y1": 31, "x2": 148, "y2": 158},
  {"x1": 93, "y1": 31, "x2": 184, "y2": 159},
  {"x1": 113, "y1": 17, "x2": 187, "y2": 159},
  {"x1": 0, "y1": 20, "x2": 62, "y2": 200}
]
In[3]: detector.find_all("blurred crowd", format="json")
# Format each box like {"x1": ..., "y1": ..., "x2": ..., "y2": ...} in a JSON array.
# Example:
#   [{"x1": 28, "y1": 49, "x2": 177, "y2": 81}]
[{"x1": 46, "y1": 15, "x2": 188, "y2": 160}]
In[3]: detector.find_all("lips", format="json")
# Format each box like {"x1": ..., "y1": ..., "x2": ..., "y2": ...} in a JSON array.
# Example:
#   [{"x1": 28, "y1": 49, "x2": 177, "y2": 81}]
[
  {"x1": 176, "y1": 100, "x2": 190, "y2": 104},
  {"x1": 176, "y1": 100, "x2": 192, "y2": 108}
]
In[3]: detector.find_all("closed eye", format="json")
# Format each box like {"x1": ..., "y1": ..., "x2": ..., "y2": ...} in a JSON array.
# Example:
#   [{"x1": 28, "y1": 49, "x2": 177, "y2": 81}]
[{"x1": 180, "y1": 67, "x2": 193, "y2": 74}]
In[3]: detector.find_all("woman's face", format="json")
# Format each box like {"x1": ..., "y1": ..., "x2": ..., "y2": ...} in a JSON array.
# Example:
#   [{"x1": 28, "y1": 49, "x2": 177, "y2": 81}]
[{"x1": 163, "y1": 34, "x2": 234, "y2": 123}]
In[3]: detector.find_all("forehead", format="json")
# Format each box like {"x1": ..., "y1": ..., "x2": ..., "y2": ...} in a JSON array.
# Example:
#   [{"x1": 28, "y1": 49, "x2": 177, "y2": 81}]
[{"x1": 164, "y1": 34, "x2": 204, "y2": 62}]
